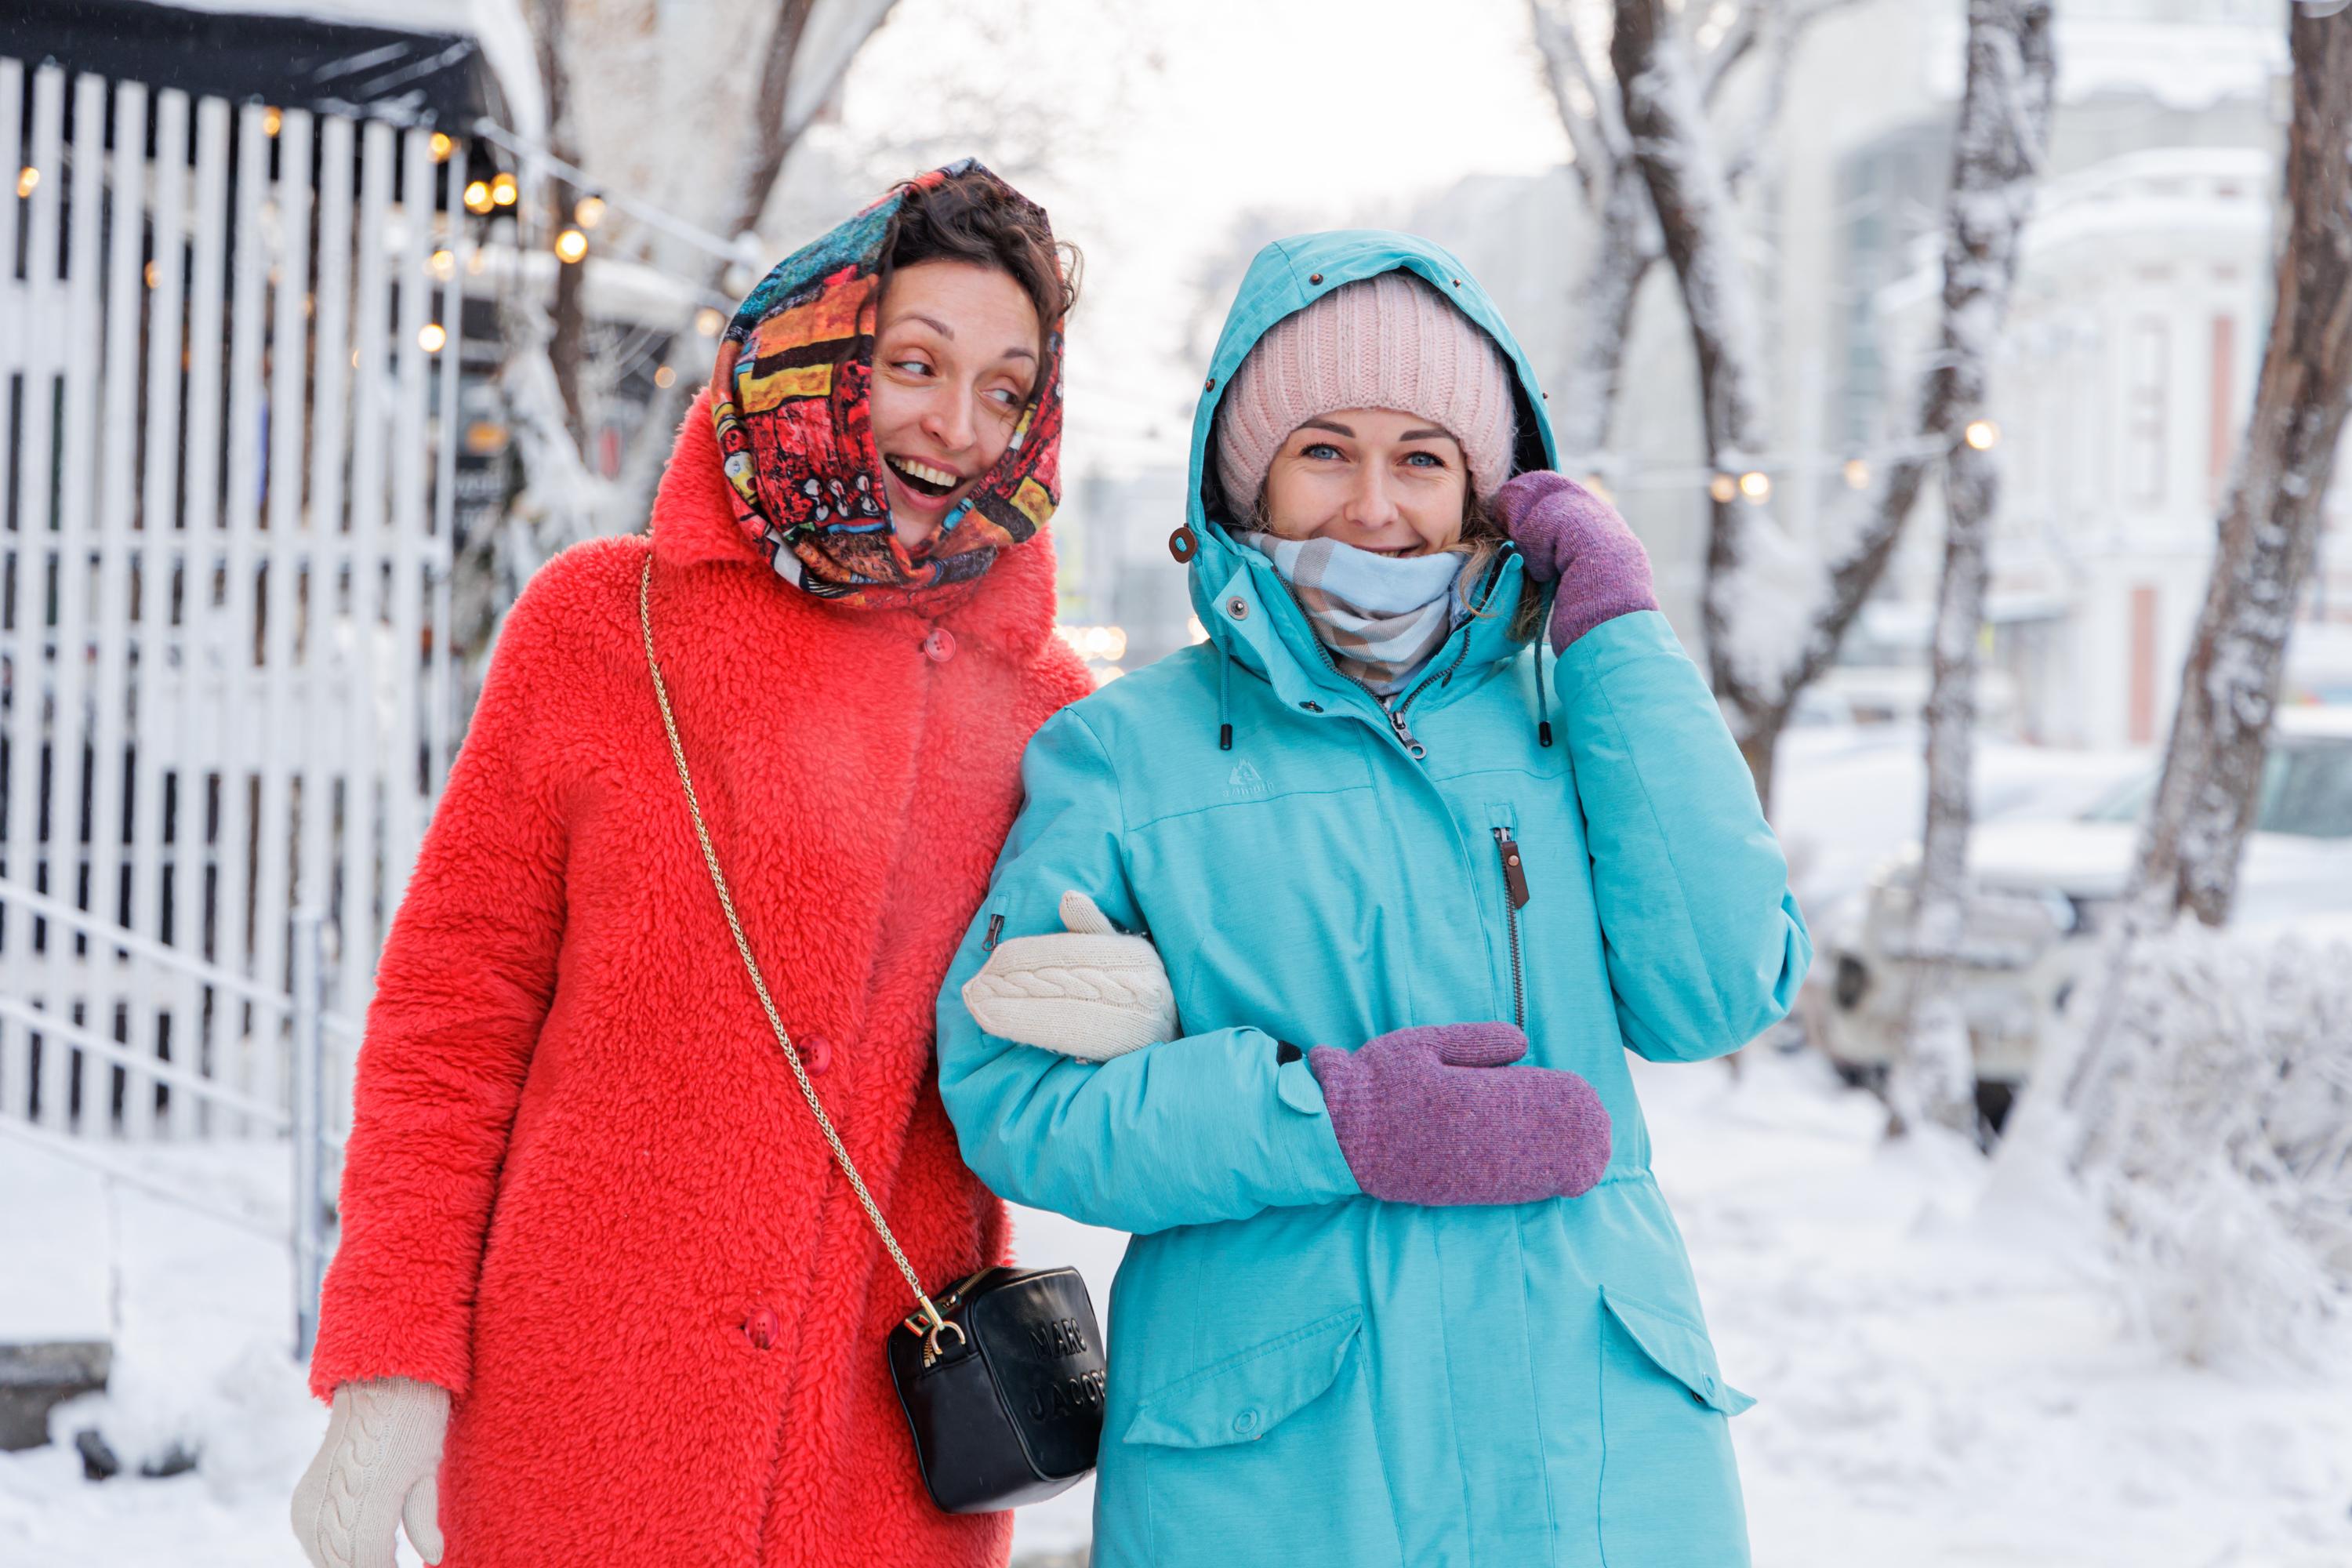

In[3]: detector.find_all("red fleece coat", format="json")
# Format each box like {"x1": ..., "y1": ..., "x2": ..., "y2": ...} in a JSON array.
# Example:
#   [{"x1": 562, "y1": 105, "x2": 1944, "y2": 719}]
[{"x1": 309, "y1": 394, "x2": 1092, "y2": 1567}]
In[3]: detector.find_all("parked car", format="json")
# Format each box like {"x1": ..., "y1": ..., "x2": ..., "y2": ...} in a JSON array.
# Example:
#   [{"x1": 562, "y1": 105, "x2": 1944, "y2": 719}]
[{"x1": 1809, "y1": 707, "x2": 2352, "y2": 1119}]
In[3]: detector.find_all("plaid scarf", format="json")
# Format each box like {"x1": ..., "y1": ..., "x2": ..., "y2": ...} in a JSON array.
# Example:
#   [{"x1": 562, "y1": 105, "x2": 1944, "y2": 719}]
[
  {"x1": 708, "y1": 162, "x2": 1065, "y2": 609},
  {"x1": 1246, "y1": 535, "x2": 1470, "y2": 696}
]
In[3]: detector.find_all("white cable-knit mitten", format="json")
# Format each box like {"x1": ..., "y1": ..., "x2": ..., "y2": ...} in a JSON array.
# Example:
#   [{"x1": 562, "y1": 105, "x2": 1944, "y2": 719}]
[
  {"x1": 291, "y1": 1377, "x2": 448, "y2": 1568},
  {"x1": 961, "y1": 891, "x2": 1180, "y2": 1061}
]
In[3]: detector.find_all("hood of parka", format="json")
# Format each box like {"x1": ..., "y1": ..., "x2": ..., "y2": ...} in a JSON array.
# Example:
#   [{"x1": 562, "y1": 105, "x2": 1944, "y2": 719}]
[{"x1": 1184, "y1": 231, "x2": 1557, "y2": 700}]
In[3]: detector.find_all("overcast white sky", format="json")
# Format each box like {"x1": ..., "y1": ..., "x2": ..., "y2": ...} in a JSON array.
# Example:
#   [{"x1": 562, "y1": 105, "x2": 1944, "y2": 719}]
[{"x1": 815, "y1": 0, "x2": 1574, "y2": 472}]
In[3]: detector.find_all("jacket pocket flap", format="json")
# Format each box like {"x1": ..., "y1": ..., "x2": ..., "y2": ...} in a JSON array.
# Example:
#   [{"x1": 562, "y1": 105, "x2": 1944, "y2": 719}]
[
  {"x1": 1123, "y1": 1309, "x2": 1362, "y2": 1449},
  {"x1": 1601, "y1": 1288, "x2": 1755, "y2": 1417}
]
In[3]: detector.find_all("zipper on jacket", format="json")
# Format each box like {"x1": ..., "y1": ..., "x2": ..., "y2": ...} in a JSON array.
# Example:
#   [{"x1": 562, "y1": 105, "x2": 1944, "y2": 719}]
[
  {"x1": 1378, "y1": 695, "x2": 1428, "y2": 760},
  {"x1": 1374, "y1": 630, "x2": 1475, "y2": 761},
  {"x1": 1492, "y1": 827, "x2": 1530, "y2": 1029}
]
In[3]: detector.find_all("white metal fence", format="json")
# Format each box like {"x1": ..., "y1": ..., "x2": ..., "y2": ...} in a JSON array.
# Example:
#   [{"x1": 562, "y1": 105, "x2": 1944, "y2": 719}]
[{"x1": 1, "y1": 56, "x2": 467, "y2": 1186}]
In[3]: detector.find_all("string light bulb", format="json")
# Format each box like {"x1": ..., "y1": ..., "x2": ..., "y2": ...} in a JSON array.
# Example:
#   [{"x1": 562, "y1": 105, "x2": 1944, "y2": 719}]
[
  {"x1": 654, "y1": 365, "x2": 677, "y2": 389},
  {"x1": 1708, "y1": 473, "x2": 1739, "y2": 504},
  {"x1": 574, "y1": 195, "x2": 605, "y2": 230},
  {"x1": 419, "y1": 322, "x2": 448, "y2": 353},
  {"x1": 1738, "y1": 470, "x2": 1772, "y2": 503},
  {"x1": 428, "y1": 249, "x2": 456, "y2": 281},
  {"x1": 263, "y1": 107, "x2": 283, "y2": 137},
  {"x1": 695, "y1": 307, "x2": 726, "y2": 337},
  {"x1": 1964, "y1": 419, "x2": 2001, "y2": 451},
  {"x1": 430, "y1": 132, "x2": 453, "y2": 162},
  {"x1": 462, "y1": 180, "x2": 493, "y2": 214},
  {"x1": 489, "y1": 172, "x2": 518, "y2": 207},
  {"x1": 1844, "y1": 458, "x2": 1871, "y2": 490},
  {"x1": 16, "y1": 166, "x2": 38, "y2": 198},
  {"x1": 554, "y1": 227, "x2": 588, "y2": 264}
]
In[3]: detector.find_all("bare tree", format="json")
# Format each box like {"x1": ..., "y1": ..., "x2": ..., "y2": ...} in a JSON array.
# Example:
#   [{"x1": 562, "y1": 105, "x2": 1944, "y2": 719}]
[
  {"x1": 2122, "y1": 2, "x2": 2352, "y2": 931},
  {"x1": 525, "y1": 0, "x2": 590, "y2": 445},
  {"x1": 1532, "y1": 0, "x2": 1849, "y2": 466},
  {"x1": 2059, "y1": 2, "x2": 2352, "y2": 1144},
  {"x1": 467, "y1": 0, "x2": 900, "y2": 663},
  {"x1": 1887, "y1": 0, "x2": 2058, "y2": 1139},
  {"x1": 1607, "y1": 0, "x2": 2035, "y2": 812}
]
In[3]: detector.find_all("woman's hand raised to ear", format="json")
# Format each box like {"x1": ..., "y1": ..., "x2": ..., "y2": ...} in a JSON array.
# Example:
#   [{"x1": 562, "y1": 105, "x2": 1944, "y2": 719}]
[
  {"x1": 1493, "y1": 471, "x2": 1658, "y2": 653},
  {"x1": 1308, "y1": 1023, "x2": 1612, "y2": 1206}
]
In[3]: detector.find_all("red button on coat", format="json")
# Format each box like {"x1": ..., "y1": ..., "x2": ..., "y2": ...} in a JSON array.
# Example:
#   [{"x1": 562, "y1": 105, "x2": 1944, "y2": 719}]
[
  {"x1": 744, "y1": 1305, "x2": 781, "y2": 1351},
  {"x1": 922, "y1": 626, "x2": 956, "y2": 662},
  {"x1": 802, "y1": 1034, "x2": 830, "y2": 1076}
]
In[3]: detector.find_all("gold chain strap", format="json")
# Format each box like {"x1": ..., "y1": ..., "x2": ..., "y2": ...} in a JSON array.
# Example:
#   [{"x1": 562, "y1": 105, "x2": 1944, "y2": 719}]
[{"x1": 637, "y1": 556, "x2": 965, "y2": 1365}]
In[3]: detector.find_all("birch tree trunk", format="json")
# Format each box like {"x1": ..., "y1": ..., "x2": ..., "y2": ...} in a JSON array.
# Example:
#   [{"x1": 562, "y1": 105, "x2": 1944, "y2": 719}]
[{"x1": 1891, "y1": 0, "x2": 2057, "y2": 1139}]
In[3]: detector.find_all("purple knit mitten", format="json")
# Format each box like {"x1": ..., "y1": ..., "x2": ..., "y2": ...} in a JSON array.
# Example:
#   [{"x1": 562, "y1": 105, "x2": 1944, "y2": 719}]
[
  {"x1": 1307, "y1": 1023, "x2": 1612, "y2": 1207},
  {"x1": 1493, "y1": 470, "x2": 1658, "y2": 652}
]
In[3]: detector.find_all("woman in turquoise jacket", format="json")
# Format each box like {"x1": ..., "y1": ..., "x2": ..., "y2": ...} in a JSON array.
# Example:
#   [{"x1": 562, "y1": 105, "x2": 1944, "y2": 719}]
[{"x1": 935, "y1": 230, "x2": 1808, "y2": 1566}]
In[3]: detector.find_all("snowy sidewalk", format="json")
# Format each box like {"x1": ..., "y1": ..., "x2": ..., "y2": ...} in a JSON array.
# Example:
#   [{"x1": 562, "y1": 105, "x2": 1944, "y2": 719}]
[
  {"x1": 2, "y1": 1053, "x2": 2346, "y2": 1566},
  {"x1": 1643, "y1": 1050, "x2": 2352, "y2": 1568}
]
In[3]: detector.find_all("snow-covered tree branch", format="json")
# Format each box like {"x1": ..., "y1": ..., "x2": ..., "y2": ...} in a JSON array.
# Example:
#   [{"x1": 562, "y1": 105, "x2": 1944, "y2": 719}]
[
  {"x1": 1607, "y1": 0, "x2": 2046, "y2": 814},
  {"x1": 1537, "y1": 0, "x2": 1848, "y2": 466},
  {"x1": 462, "y1": 0, "x2": 901, "y2": 673}
]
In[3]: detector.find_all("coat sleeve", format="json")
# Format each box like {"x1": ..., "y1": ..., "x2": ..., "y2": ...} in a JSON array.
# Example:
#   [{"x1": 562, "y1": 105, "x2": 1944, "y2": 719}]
[
  {"x1": 1552, "y1": 611, "x2": 1811, "y2": 1063},
  {"x1": 307, "y1": 557, "x2": 580, "y2": 1399},
  {"x1": 935, "y1": 706, "x2": 1361, "y2": 1236}
]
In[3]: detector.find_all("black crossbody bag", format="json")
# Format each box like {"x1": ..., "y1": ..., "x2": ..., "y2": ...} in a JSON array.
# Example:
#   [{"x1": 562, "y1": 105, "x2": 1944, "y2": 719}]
[{"x1": 639, "y1": 557, "x2": 1105, "y2": 1512}]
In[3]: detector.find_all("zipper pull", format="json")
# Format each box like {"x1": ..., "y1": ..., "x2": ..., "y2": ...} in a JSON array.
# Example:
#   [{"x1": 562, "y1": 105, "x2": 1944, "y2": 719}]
[
  {"x1": 1381, "y1": 696, "x2": 1428, "y2": 760},
  {"x1": 1493, "y1": 828, "x2": 1530, "y2": 909}
]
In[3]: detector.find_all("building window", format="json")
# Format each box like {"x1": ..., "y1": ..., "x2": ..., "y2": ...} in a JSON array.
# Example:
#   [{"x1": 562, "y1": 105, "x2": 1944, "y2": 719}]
[
  {"x1": 2209, "y1": 314, "x2": 2237, "y2": 508},
  {"x1": 2129, "y1": 319, "x2": 2168, "y2": 509},
  {"x1": 2130, "y1": 584, "x2": 2160, "y2": 746}
]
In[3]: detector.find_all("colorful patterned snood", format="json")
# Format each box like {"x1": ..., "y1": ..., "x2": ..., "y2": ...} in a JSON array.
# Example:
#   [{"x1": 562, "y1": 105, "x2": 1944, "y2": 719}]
[{"x1": 708, "y1": 160, "x2": 1065, "y2": 609}]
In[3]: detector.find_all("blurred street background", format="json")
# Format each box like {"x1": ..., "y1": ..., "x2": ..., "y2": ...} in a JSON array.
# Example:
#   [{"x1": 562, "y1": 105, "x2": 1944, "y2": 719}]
[{"x1": 2, "y1": 0, "x2": 2350, "y2": 1563}]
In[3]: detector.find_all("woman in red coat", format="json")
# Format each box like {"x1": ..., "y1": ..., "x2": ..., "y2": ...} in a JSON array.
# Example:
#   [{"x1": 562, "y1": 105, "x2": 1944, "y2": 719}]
[{"x1": 290, "y1": 164, "x2": 1091, "y2": 1568}]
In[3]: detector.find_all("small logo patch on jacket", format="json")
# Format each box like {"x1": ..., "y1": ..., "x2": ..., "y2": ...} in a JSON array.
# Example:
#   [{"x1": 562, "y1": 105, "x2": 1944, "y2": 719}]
[{"x1": 1228, "y1": 760, "x2": 1268, "y2": 800}]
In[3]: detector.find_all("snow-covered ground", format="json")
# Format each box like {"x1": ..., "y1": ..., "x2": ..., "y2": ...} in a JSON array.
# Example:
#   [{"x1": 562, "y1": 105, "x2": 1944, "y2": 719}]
[{"x1": 5, "y1": 1048, "x2": 2347, "y2": 1567}]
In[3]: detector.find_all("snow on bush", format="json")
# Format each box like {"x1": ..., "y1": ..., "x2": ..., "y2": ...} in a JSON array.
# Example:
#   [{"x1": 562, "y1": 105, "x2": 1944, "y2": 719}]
[{"x1": 2073, "y1": 924, "x2": 2352, "y2": 1370}]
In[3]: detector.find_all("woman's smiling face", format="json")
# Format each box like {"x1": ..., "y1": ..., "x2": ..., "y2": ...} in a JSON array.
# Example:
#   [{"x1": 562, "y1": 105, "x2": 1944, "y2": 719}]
[
  {"x1": 868, "y1": 260, "x2": 1042, "y2": 552},
  {"x1": 1258, "y1": 408, "x2": 1469, "y2": 557}
]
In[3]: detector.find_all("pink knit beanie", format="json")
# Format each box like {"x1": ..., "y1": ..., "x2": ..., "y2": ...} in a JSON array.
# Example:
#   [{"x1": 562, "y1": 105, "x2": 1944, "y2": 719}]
[{"x1": 1214, "y1": 269, "x2": 1518, "y2": 514}]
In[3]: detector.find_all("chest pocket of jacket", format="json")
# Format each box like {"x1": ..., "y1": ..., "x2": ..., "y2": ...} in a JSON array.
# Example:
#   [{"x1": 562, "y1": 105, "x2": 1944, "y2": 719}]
[
  {"x1": 1121, "y1": 1310, "x2": 1403, "y2": 1567},
  {"x1": 1597, "y1": 1288, "x2": 1755, "y2": 1562}
]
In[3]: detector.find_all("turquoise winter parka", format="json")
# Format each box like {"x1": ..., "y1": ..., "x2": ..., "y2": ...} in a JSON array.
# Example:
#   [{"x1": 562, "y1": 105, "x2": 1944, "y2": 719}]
[{"x1": 935, "y1": 231, "x2": 1810, "y2": 1567}]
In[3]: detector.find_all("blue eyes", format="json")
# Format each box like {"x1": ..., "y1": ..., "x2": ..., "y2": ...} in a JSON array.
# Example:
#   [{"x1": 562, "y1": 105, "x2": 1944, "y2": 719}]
[{"x1": 1298, "y1": 443, "x2": 1447, "y2": 470}]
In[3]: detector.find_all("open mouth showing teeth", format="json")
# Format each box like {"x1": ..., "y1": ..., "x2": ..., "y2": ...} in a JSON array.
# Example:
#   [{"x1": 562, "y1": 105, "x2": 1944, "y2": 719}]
[{"x1": 886, "y1": 455, "x2": 960, "y2": 499}]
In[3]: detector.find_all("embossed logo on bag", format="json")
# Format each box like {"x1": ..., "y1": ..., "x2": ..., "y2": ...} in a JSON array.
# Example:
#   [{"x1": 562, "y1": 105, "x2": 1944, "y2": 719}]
[
  {"x1": 1027, "y1": 1367, "x2": 1107, "y2": 1424},
  {"x1": 1030, "y1": 1316, "x2": 1089, "y2": 1359}
]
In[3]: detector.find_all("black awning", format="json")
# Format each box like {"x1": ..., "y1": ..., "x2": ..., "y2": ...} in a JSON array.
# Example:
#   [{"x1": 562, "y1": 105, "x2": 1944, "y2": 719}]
[{"x1": 2, "y1": 0, "x2": 519, "y2": 129}]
